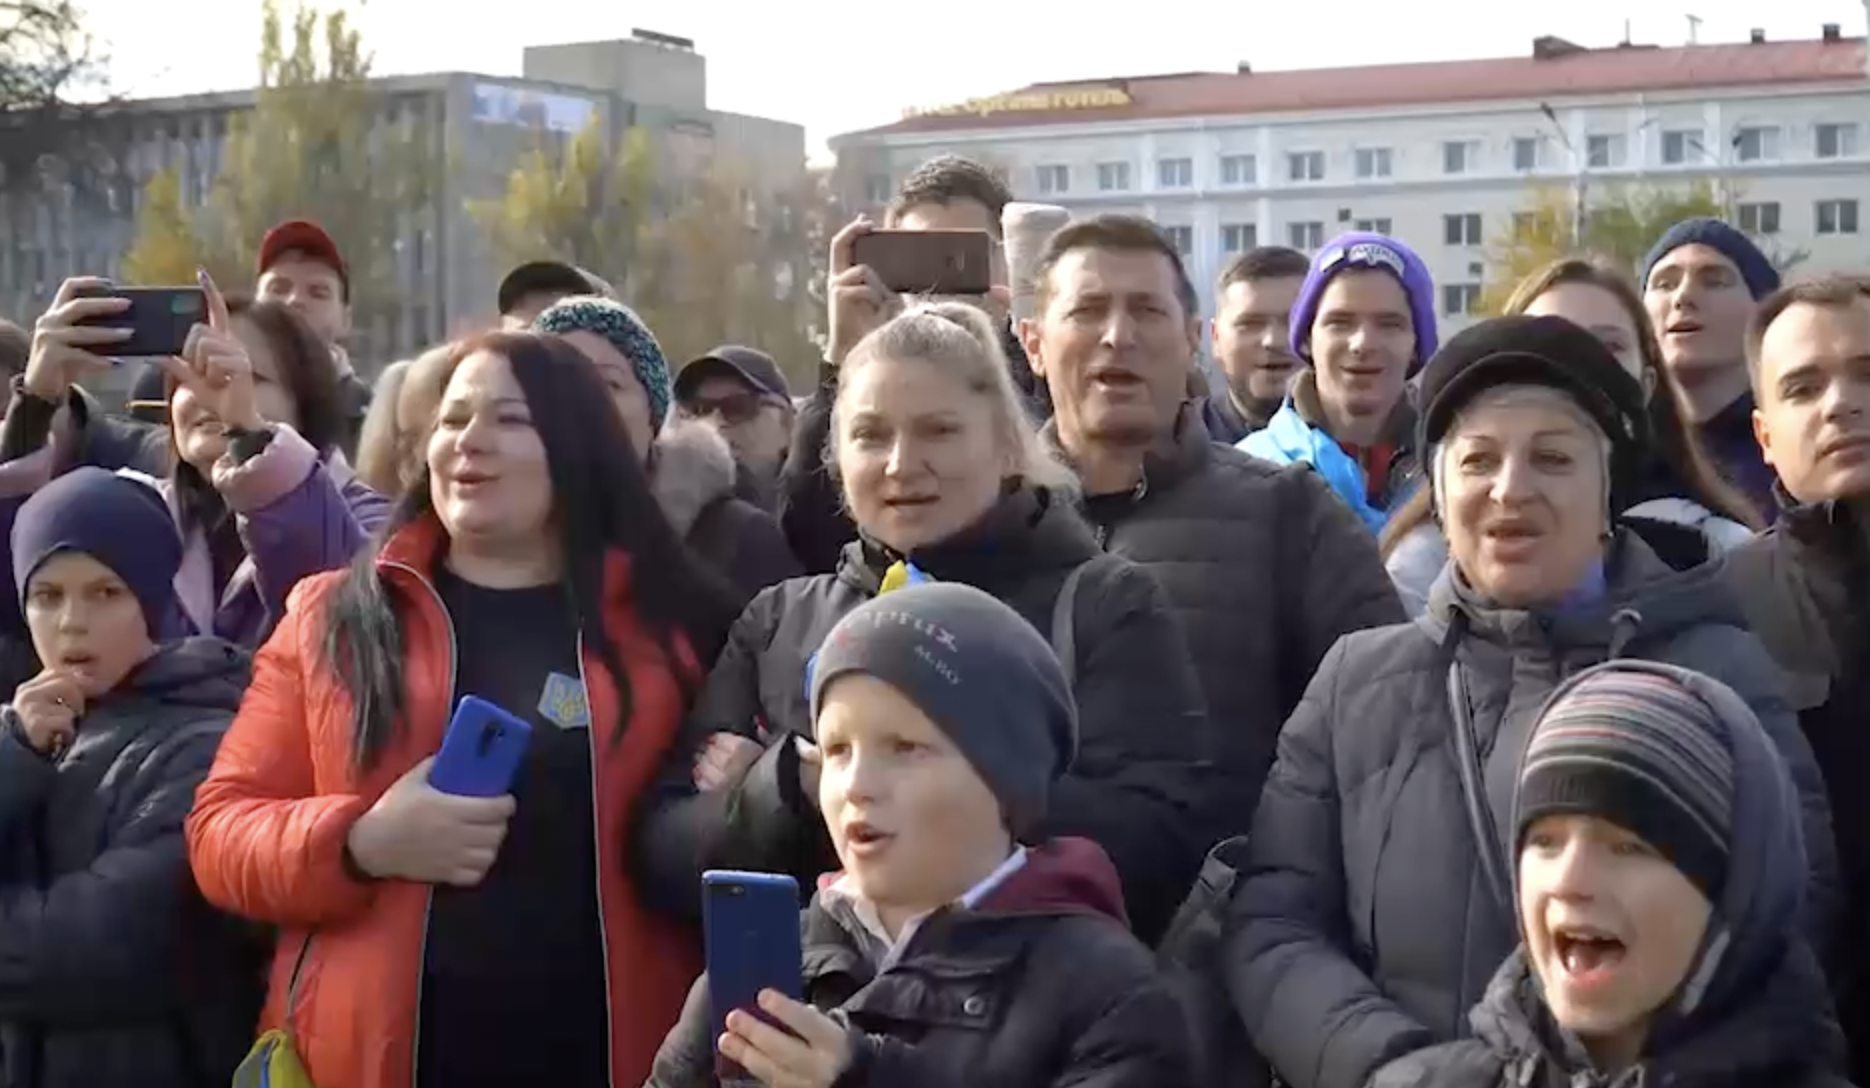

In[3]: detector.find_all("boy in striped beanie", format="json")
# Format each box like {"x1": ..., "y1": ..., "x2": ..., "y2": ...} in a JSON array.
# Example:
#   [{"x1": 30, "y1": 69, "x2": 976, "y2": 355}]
[{"x1": 1375, "y1": 661, "x2": 1847, "y2": 1087}]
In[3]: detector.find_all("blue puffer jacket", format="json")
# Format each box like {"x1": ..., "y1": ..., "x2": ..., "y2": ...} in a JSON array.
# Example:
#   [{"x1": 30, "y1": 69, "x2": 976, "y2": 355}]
[{"x1": 1237, "y1": 373, "x2": 1419, "y2": 535}]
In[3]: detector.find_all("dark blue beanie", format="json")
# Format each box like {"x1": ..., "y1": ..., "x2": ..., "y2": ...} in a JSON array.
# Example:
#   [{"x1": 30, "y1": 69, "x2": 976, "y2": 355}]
[
  {"x1": 1290, "y1": 232, "x2": 1441, "y2": 374},
  {"x1": 12, "y1": 467, "x2": 183, "y2": 639},
  {"x1": 1641, "y1": 217, "x2": 1781, "y2": 301},
  {"x1": 808, "y1": 582, "x2": 1077, "y2": 837}
]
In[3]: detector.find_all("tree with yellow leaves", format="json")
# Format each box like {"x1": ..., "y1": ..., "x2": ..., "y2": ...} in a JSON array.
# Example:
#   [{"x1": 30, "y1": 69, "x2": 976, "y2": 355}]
[
  {"x1": 1480, "y1": 181, "x2": 1728, "y2": 313},
  {"x1": 201, "y1": 0, "x2": 433, "y2": 315},
  {"x1": 470, "y1": 118, "x2": 658, "y2": 296},
  {"x1": 120, "y1": 168, "x2": 208, "y2": 285},
  {"x1": 631, "y1": 159, "x2": 823, "y2": 376},
  {"x1": 475, "y1": 123, "x2": 827, "y2": 379}
]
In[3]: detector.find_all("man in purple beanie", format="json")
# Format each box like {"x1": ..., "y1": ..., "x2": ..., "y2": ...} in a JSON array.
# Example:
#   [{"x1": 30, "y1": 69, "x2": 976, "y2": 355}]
[
  {"x1": 1238, "y1": 232, "x2": 1438, "y2": 534},
  {"x1": 1641, "y1": 217, "x2": 1783, "y2": 519}
]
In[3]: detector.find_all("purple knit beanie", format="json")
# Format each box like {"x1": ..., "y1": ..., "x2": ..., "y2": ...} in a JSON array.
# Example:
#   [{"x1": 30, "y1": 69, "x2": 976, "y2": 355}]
[{"x1": 1289, "y1": 232, "x2": 1440, "y2": 374}]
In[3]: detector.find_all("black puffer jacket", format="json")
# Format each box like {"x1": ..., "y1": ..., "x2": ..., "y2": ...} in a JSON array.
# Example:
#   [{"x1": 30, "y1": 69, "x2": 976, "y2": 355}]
[
  {"x1": 1372, "y1": 661, "x2": 1852, "y2": 1088},
  {"x1": 1228, "y1": 531, "x2": 1837, "y2": 1088},
  {"x1": 0, "y1": 638, "x2": 265, "y2": 1088},
  {"x1": 634, "y1": 486, "x2": 1215, "y2": 943},
  {"x1": 645, "y1": 838, "x2": 1195, "y2": 1088},
  {"x1": 1724, "y1": 494, "x2": 1870, "y2": 1084},
  {"x1": 1059, "y1": 407, "x2": 1405, "y2": 836}
]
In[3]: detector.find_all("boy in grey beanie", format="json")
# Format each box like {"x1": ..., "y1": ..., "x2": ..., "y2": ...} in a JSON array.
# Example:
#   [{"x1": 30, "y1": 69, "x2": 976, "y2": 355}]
[
  {"x1": 808, "y1": 581, "x2": 1077, "y2": 836},
  {"x1": 654, "y1": 582, "x2": 1194, "y2": 1088}
]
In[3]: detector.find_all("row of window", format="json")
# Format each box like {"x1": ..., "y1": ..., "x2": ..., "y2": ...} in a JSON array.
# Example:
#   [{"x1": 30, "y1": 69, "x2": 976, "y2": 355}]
[
  {"x1": 1155, "y1": 198, "x2": 1861, "y2": 279},
  {"x1": 1029, "y1": 122, "x2": 1865, "y2": 195}
]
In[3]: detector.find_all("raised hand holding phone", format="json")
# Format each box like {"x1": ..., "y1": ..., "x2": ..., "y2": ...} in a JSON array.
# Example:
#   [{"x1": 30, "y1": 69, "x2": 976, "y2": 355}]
[{"x1": 24, "y1": 278, "x2": 131, "y2": 403}]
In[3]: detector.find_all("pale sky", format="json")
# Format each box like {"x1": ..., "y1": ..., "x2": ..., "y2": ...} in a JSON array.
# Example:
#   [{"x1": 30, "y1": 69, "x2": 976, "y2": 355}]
[{"x1": 81, "y1": 0, "x2": 1870, "y2": 156}]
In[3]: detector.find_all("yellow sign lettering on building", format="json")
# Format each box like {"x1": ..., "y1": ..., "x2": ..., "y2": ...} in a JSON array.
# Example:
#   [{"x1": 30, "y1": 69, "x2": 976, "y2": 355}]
[{"x1": 904, "y1": 87, "x2": 1133, "y2": 120}]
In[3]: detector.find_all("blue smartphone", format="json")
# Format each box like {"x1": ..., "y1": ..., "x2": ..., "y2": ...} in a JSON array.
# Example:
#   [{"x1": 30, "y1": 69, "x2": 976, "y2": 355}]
[
  {"x1": 428, "y1": 695, "x2": 533, "y2": 797},
  {"x1": 703, "y1": 870, "x2": 803, "y2": 1078}
]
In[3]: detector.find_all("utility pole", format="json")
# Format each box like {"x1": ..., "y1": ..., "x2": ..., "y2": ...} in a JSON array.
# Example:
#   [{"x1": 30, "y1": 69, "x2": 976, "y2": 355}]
[
  {"x1": 1687, "y1": 13, "x2": 1703, "y2": 44},
  {"x1": 1540, "y1": 102, "x2": 1587, "y2": 246}
]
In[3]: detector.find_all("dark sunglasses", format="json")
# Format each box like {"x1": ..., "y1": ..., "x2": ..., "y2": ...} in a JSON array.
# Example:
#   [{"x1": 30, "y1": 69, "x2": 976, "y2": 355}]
[{"x1": 678, "y1": 391, "x2": 782, "y2": 425}]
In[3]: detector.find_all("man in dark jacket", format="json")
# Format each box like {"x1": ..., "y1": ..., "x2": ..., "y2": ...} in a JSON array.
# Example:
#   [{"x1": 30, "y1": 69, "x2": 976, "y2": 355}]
[
  {"x1": 673, "y1": 345, "x2": 796, "y2": 512},
  {"x1": 0, "y1": 467, "x2": 262, "y2": 1088},
  {"x1": 1200, "y1": 246, "x2": 1309, "y2": 444},
  {"x1": 1725, "y1": 272, "x2": 1870, "y2": 1083},
  {"x1": 781, "y1": 154, "x2": 1047, "y2": 572},
  {"x1": 1640, "y1": 217, "x2": 1782, "y2": 519},
  {"x1": 1019, "y1": 213, "x2": 1405, "y2": 834}
]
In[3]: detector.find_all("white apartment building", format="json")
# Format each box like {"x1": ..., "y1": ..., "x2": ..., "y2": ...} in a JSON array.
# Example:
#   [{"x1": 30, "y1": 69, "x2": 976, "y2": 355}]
[{"x1": 829, "y1": 23, "x2": 1870, "y2": 332}]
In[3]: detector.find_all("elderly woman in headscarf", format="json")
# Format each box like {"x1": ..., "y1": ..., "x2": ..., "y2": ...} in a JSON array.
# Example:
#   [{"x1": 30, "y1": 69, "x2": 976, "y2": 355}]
[
  {"x1": 532, "y1": 297, "x2": 799, "y2": 604},
  {"x1": 1220, "y1": 314, "x2": 1836, "y2": 1088}
]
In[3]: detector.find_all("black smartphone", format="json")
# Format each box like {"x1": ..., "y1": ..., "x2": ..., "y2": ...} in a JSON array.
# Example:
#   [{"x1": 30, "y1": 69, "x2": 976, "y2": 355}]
[
  {"x1": 71, "y1": 286, "x2": 207, "y2": 357},
  {"x1": 852, "y1": 230, "x2": 994, "y2": 296}
]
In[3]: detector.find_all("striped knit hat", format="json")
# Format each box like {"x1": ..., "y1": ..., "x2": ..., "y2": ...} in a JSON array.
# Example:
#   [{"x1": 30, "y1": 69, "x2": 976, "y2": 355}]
[
  {"x1": 1517, "y1": 663, "x2": 1735, "y2": 899},
  {"x1": 532, "y1": 296, "x2": 673, "y2": 430}
]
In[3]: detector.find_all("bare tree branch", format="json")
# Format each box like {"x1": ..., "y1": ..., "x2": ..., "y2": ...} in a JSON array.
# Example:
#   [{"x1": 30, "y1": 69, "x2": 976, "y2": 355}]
[{"x1": 0, "y1": 0, "x2": 129, "y2": 198}]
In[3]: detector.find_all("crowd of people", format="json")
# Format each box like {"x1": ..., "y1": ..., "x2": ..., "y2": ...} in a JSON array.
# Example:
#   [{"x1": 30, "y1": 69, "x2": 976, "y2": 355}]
[{"x1": 0, "y1": 148, "x2": 1864, "y2": 1088}]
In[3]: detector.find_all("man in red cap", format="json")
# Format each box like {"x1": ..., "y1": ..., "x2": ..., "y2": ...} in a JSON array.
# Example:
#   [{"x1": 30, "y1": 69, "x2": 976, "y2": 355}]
[{"x1": 256, "y1": 219, "x2": 370, "y2": 456}]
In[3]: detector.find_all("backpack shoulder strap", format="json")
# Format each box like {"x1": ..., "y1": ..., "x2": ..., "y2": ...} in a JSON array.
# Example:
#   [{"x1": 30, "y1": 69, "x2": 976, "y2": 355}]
[{"x1": 1049, "y1": 561, "x2": 1092, "y2": 689}]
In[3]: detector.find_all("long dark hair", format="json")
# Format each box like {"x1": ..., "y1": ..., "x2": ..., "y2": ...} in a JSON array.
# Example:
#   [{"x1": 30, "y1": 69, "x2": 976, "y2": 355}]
[{"x1": 320, "y1": 331, "x2": 737, "y2": 771}]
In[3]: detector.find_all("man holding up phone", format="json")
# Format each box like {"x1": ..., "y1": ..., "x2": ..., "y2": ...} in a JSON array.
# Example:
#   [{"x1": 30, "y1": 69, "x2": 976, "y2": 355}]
[{"x1": 779, "y1": 155, "x2": 1028, "y2": 574}]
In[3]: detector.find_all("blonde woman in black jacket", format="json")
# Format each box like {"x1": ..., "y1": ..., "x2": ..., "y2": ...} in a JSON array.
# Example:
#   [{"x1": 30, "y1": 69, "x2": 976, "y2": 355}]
[{"x1": 636, "y1": 301, "x2": 1215, "y2": 944}]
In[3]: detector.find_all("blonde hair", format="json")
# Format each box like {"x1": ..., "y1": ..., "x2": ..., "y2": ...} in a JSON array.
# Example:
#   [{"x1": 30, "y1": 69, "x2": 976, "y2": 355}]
[
  {"x1": 1431, "y1": 383, "x2": 1614, "y2": 530},
  {"x1": 353, "y1": 359, "x2": 412, "y2": 496},
  {"x1": 829, "y1": 300, "x2": 1075, "y2": 495}
]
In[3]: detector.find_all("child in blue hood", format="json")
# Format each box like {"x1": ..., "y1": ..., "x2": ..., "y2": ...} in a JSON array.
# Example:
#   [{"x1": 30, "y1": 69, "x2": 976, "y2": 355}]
[
  {"x1": 1374, "y1": 661, "x2": 1854, "y2": 1088},
  {"x1": 0, "y1": 466, "x2": 262, "y2": 1088}
]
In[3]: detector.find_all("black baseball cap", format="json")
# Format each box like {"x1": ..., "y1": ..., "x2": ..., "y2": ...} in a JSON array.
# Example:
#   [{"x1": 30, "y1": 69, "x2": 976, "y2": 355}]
[
  {"x1": 675, "y1": 345, "x2": 792, "y2": 403},
  {"x1": 496, "y1": 260, "x2": 614, "y2": 315}
]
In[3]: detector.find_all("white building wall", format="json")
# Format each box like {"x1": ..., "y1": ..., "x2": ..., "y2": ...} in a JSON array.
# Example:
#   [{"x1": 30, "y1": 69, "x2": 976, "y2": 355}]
[{"x1": 842, "y1": 82, "x2": 1870, "y2": 334}]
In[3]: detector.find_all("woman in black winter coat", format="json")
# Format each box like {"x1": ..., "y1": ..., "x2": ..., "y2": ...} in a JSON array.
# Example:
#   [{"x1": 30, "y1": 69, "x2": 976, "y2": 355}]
[
  {"x1": 647, "y1": 583, "x2": 1193, "y2": 1088},
  {"x1": 635, "y1": 301, "x2": 1215, "y2": 944},
  {"x1": 1228, "y1": 317, "x2": 1836, "y2": 1088},
  {"x1": 0, "y1": 467, "x2": 262, "y2": 1088},
  {"x1": 1375, "y1": 661, "x2": 1854, "y2": 1088}
]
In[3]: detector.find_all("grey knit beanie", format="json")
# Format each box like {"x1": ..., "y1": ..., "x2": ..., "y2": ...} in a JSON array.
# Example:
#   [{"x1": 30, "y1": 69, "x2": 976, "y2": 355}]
[{"x1": 809, "y1": 582, "x2": 1077, "y2": 837}]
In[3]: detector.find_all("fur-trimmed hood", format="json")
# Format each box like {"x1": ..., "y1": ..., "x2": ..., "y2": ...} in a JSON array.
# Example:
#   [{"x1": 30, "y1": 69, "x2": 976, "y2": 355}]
[{"x1": 652, "y1": 418, "x2": 739, "y2": 538}]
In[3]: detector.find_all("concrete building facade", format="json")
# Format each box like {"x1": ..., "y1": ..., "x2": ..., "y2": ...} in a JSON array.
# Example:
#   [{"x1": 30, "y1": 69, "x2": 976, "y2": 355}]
[
  {"x1": 830, "y1": 24, "x2": 1870, "y2": 333},
  {"x1": 0, "y1": 29, "x2": 806, "y2": 372}
]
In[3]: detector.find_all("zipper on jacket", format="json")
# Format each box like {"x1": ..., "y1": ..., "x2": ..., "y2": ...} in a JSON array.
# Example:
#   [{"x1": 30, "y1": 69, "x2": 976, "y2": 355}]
[
  {"x1": 576, "y1": 636, "x2": 619, "y2": 1088},
  {"x1": 382, "y1": 560, "x2": 457, "y2": 1088}
]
